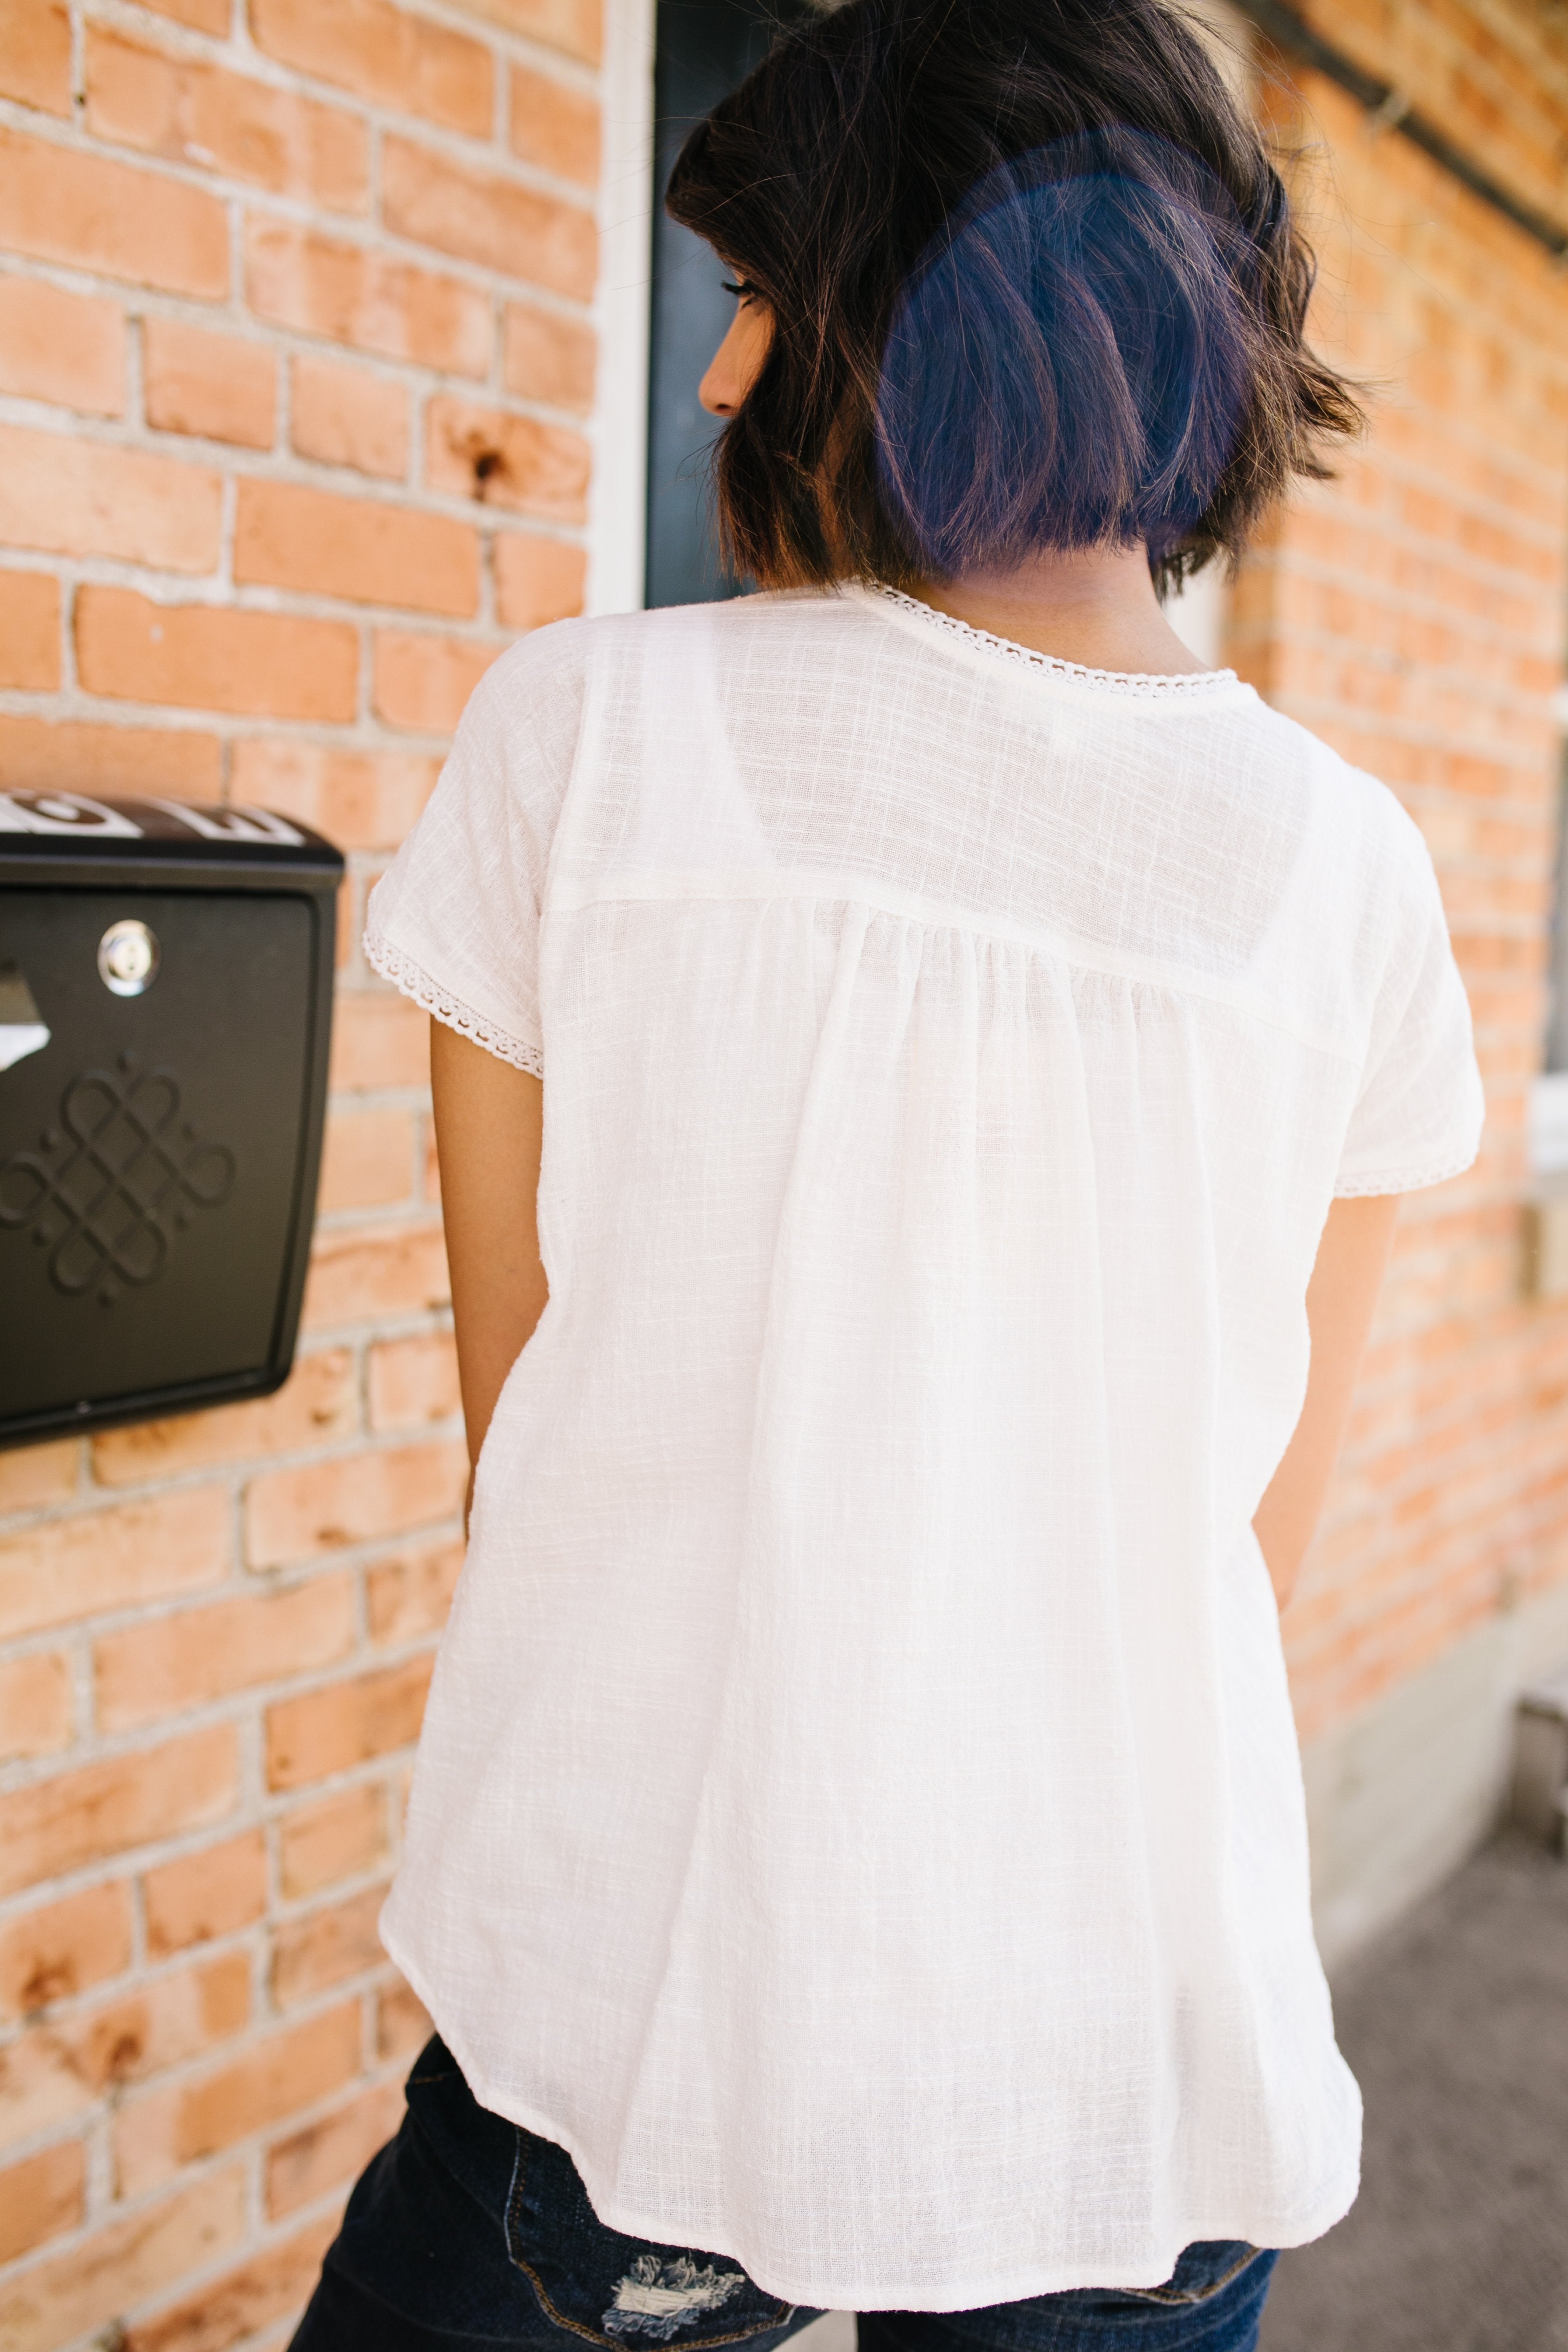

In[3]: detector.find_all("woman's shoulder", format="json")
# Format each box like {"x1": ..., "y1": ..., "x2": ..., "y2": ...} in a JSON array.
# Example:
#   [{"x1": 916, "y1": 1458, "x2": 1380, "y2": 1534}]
[
  {"x1": 1232, "y1": 696, "x2": 1441, "y2": 890},
  {"x1": 1312, "y1": 741, "x2": 1442, "y2": 907},
  {"x1": 485, "y1": 588, "x2": 837, "y2": 684},
  {"x1": 462, "y1": 593, "x2": 849, "y2": 753},
  {"x1": 443, "y1": 595, "x2": 843, "y2": 791}
]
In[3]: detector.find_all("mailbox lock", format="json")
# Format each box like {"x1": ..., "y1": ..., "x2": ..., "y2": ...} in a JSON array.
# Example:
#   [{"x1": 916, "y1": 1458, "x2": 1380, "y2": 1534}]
[{"x1": 98, "y1": 920, "x2": 160, "y2": 998}]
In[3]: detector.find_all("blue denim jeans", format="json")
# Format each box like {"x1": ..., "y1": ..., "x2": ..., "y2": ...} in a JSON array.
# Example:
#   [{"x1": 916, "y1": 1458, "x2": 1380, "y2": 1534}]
[{"x1": 288, "y1": 2037, "x2": 1277, "y2": 2352}]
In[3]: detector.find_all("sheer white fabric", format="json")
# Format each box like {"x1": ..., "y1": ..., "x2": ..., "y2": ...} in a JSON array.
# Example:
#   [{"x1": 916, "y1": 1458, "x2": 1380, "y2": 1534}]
[{"x1": 366, "y1": 583, "x2": 1484, "y2": 2312}]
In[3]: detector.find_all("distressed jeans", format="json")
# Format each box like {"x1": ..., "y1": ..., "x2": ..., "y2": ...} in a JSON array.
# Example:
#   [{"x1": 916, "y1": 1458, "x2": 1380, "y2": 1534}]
[{"x1": 287, "y1": 2038, "x2": 1278, "y2": 2352}]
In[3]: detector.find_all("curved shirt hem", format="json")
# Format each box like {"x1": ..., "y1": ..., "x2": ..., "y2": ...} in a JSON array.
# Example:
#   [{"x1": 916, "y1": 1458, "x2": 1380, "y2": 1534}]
[{"x1": 381, "y1": 1924, "x2": 1362, "y2": 2317}]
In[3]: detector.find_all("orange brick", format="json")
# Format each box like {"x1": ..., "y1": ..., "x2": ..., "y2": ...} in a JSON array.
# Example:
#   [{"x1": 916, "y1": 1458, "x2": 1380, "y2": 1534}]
[
  {"x1": 143, "y1": 318, "x2": 276, "y2": 449},
  {"x1": 129, "y1": 2211, "x2": 338, "y2": 2352},
  {"x1": 0, "y1": 2140, "x2": 84, "y2": 2267},
  {"x1": 427, "y1": 394, "x2": 590, "y2": 523},
  {"x1": 0, "y1": 422, "x2": 221, "y2": 570},
  {"x1": 0, "y1": 0, "x2": 70, "y2": 116},
  {"x1": 377, "y1": 1973, "x2": 433, "y2": 2061},
  {"x1": 337, "y1": 873, "x2": 357, "y2": 972},
  {"x1": 456, "y1": 0, "x2": 601, "y2": 65},
  {"x1": 368, "y1": 1330, "x2": 460, "y2": 1434},
  {"x1": 0, "y1": 2017, "x2": 100, "y2": 2150},
  {"x1": 85, "y1": 26, "x2": 369, "y2": 214},
  {"x1": 96, "y1": 1574, "x2": 358, "y2": 1734},
  {"x1": 0, "y1": 124, "x2": 227, "y2": 298},
  {"x1": 0, "y1": 2167, "x2": 245, "y2": 2352},
  {"x1": 0, "y1": 276, "x2": 124, "y2": 414},
  {"x1": 0, "y1": 716, "x2": 221, "y2": 798},
  {"x1": 104, "y1": 1956, "x2": 251, "y2": 2087},
  {"x1": 0, "y1": 1484, "x2": 228, "y2": 1642},
  {"x1": 494, "y1": 530, "x2": 587, "y2": 631},
  {"x1": 77, "y1": 587, "x2": 359, "y2": 722},
  {"x1": 0, "y1": 1883, "x2": 133, "y2": 2022},
  {"x1": 510, "y1": 63, "x2": 599, "y2": 185},
  {"x1": 5, "y1": 1952, "x2": 251, "y2": 2140},
  {"x1": 115, "y1": 2002, "x2": 361, "y2": 2196},
  {"x1": 234, "y1": 478, "x2": 480, "y2": 617},
  {"x1": 373, "y1": 628, "x2": 499, "y2": 732},
  {"x1": 265, "y1": 1657, "x2": 435, "y2": 1790},
  {"x1": 231, "y1": 739, "x2": 438, "y2": 853},
  {"x1": 252, "y1": 0, "x2": 492, "y2": 138},
  {"x1": 143, "y1": 0, "x2": 228, "y2": 25},
  {"x1": 0, "y1": 570, "x2": 59, "y2": 692},
  {"x1": 266, "y1": 2076, "x2": 401, "y2": 2217},
  {"x1": 0, "y1": 1725, "x2": 238, "y2": 1902},
  {"x1": 319, "y1": 1107, "x2": 418, "y2": 1213},
  {"x1": 382, "y1": 136, "x2": 596, "y2": 299},
  {"x1": 503, "y1": 299, "x2": 596, "y2": 414},
  {"x1": 291, "y1": 352, "x2": 408, "y2": 480},
  {"x1": 365, "y1": 1539, "x2": 462, "y2": 1648},
  {"x1": 0, "y1": 1438, "x2": 77, "y2": 1514},
  {"x1": 143, "y1": 1830, "x2": 268, "y2": 1960},
  {"x1": 278, "y1": 1783, "x2": 389, "y2": 1900},
  {"x1": 92, "y1": 1349, "x2": 357, "y2": 1488},
  {"x1": 272, "y1": 1883, "x2": 386, "y2": 2008},
  {"x1": 246, "y1": 1440, "x2": 464, "y2": 1572},
  {"x1": 0, "y1": 1652, "x2": 71, "y2": 1762},
  {"x1": 302, "y1": 1222, "x2": 450, "y2": 1332},
  {"x1": 246, "y1": 217, "x2": 489, "y2": 379},
  {"x1": 329, "y1": 988, "x2": 432, "y2": 1090}
]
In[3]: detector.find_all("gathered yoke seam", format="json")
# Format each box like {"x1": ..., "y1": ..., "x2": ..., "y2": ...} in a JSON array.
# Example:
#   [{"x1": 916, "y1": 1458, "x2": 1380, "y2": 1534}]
[{"x1": 548, "y1": 872, "x2": 1363, "y2": 1068}]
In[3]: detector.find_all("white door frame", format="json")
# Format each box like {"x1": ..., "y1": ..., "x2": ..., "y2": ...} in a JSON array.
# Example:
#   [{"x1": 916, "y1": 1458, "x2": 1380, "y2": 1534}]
[{"x1": 589, "y1": 0, "x2": 658, "y2": 616}]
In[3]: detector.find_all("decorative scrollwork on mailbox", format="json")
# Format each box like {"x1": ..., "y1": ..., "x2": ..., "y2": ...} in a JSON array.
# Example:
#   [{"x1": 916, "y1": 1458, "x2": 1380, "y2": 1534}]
[{"x1": 0, "y1": 1057, "x2": 235, "y2": 1305}]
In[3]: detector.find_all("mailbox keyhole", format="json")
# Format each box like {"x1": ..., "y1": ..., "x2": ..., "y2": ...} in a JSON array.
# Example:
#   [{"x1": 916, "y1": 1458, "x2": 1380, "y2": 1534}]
[{"x1": 98, "y1": 920, "x2": 160, "y2": 997}]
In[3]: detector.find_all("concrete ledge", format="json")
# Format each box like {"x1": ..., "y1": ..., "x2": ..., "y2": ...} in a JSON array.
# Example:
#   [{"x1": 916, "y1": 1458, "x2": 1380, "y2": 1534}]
[{"x1": 1301, "y1": 1579, "x2": 1568, "y2": 1969}]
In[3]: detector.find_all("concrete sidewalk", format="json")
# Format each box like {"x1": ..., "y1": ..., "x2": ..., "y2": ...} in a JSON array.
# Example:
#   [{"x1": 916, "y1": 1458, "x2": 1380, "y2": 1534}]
[{"x1": 1261, "y1": 1832, "x2": 1568, "y2": 2352}]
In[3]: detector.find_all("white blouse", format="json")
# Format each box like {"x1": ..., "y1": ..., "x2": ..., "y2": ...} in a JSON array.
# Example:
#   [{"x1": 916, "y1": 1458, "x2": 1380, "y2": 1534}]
[{"x1": 366, "y1": 582, "x2": 1483, "y2": 2313}]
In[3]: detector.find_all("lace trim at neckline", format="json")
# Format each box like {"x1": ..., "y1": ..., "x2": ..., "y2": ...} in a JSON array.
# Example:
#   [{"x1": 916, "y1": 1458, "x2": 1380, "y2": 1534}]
[{"x1": 861, "y1": 582, "x2": 1240, "y2": 699}]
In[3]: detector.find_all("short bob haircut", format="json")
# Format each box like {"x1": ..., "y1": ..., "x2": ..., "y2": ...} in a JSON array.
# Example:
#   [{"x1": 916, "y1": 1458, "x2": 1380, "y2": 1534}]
[{"x1": 665, "y1": 0, "x2": 1362, "y2": 595}]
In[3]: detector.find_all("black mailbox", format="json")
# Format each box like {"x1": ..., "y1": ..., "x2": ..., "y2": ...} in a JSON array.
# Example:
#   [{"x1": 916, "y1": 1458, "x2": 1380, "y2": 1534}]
[{"x1": 0, "y1": 790, "x2": 343, "y2": 1449}]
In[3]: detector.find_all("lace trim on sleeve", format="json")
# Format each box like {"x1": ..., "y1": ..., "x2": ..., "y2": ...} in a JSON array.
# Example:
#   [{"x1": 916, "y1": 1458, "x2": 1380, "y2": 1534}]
[
  {"x1": 1332, "y1": 1142, "x2": 1478, "y2": 1197},
  {"x1": 363, "y1": 924, "x2": 544, "y2": 1078}
]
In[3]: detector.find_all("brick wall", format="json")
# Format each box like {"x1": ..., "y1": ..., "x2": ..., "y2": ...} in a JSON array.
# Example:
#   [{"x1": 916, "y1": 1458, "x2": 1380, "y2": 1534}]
[
  {"x1": 1228, "y1": 2, "x2": 1568, "y2": 1744},
  {"x1": 0, "y1": 0, "x2": 600, "y2": 2344},
  {"x1": 1, "y1": 0, "x2": 1566, "y2": 2344}
]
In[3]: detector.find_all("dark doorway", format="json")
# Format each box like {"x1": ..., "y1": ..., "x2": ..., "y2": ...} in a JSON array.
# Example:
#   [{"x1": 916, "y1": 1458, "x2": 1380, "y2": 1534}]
[{"x1": 644, "y1": 0, "x2": 816, "y2": 610}]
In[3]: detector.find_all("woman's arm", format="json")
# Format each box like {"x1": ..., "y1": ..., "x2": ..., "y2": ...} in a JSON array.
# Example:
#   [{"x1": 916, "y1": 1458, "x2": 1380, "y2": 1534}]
[
  {"x1": 1253, "y1": 1192, "x2": 1400, "y2": 1609},
  {"x1": 430, "y1": 1021, "x2": 549, "y2": 1506}
]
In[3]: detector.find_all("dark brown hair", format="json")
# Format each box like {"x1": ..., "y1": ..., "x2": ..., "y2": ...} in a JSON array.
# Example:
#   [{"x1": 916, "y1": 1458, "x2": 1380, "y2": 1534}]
[{"x1": 665, "y1": 0, "x2": 1362, "y2": 594}]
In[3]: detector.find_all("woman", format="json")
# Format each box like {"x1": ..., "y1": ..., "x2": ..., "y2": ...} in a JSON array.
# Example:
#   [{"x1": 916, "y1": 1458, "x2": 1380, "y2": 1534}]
[{"x1": 291, "y1": 2, "x2": 1483, "y2": 2346}]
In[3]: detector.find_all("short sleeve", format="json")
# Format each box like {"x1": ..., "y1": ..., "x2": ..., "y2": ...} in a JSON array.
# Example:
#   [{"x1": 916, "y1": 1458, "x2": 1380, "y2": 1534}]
[
  {"x1": 1334, "y1": 819, "x2": 1484, "y2": 1197},
  {"x1": 362, "y1": 630, "x2": 585, "y2": 1077}
]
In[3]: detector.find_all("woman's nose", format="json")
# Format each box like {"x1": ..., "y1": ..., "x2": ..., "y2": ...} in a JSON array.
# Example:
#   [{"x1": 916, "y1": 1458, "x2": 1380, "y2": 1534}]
[{"x1": 700, "y1": 304, "x2": 772, "y2": 417}]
